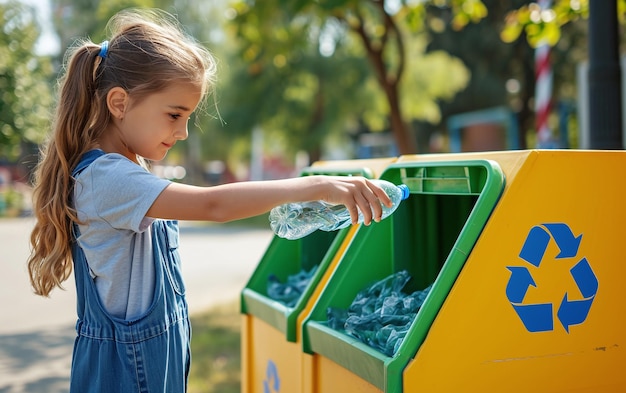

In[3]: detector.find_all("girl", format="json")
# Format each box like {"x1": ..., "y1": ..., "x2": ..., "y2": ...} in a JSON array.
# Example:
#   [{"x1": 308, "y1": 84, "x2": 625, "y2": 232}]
[{"x1": 26, "y1": 8, "x2": 391, "y2": 393}]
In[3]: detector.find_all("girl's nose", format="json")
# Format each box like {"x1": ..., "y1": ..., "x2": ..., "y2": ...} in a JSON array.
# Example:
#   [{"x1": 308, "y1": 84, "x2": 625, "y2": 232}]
[{"x1": 174, "y1": 122, "x2": 189, "y2": 140}]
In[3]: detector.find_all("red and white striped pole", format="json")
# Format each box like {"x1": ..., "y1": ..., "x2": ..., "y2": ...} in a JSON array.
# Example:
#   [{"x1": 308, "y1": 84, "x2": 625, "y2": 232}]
[{"x1": 534, "y1": 0, "x2": 554, "y2": 147}]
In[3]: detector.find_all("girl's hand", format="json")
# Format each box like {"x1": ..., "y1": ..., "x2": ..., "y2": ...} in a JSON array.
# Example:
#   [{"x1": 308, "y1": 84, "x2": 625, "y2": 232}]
[{"x1": 315, "y1": 176, "x2": 393, "y2": 226}]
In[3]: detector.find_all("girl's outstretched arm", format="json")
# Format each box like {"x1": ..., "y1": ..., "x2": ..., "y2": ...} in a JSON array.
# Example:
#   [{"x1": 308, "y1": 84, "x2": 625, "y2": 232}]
[{"x1": 147, "y1": 176, "x2": 392, "y2": 225}]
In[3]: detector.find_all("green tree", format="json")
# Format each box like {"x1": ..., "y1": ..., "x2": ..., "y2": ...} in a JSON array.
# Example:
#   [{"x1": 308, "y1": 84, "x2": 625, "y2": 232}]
[
  {"x1": 225, "y1": 0, "x2": 472, "y2": 157},
  {"x1": 0, "y1": 1, "x2": 54, "y2": 161},
  {"x1": 221, "y1": 3, "x2": 390, "y2": 161}
]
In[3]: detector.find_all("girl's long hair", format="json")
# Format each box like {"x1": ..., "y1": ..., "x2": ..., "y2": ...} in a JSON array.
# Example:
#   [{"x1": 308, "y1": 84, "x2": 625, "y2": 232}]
[{"x1": 27, "y1": 8, "x2": 217, "y2": 296}]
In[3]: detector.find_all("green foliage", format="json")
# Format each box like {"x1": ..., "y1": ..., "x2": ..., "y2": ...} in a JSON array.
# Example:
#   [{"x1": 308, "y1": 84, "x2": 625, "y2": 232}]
[
  {"x1": 400, "y1": 37, "x2": 470, "y2": 124},
  {"x1": 31, "y1": 0, "x2": 606, "y2": 165},
  {"x1": 444, "y1": 0, "x2": 489, "y2": 30},
  {"x1": 222, "y1": 0, "x2": 472, "y2": 157},
  {"x1": 0, "y1": 1, "x2": 54, "y2": 160},
  {"x1": 501, "y1": 0, "x2": 590, "y2": 47},
  {"x1": 221, "y1": 1, "x2": 382, "y2": 158}
]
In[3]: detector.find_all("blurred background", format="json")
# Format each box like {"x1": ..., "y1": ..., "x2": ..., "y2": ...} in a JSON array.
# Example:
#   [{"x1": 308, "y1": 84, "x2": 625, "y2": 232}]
[{"x1": 0, "y1": 0, "x2": 621, "y2": 215}]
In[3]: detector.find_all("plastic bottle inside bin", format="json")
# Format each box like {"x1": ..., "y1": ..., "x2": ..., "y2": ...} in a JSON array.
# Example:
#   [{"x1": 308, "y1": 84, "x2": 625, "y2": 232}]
[{"x1": 269, "y1": 179, "x2": 410, "y2": 240}]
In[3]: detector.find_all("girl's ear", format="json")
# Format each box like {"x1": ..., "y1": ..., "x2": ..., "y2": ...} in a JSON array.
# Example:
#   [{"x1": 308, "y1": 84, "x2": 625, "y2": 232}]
[{"x1": 106, "y1": 87, "x2": 128, "y2": 119}]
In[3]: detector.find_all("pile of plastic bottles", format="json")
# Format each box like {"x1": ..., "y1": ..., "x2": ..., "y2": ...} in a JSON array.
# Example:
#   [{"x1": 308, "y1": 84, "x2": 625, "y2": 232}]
[
  {"x1": 327, "y1": 270, "x2": 432, "y2": 357},
  {"x1": 266, "y1": 265, "x2": 319, "y2": 307}
]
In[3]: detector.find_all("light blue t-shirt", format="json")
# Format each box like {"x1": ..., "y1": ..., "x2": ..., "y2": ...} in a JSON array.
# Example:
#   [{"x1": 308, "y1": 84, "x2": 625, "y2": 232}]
[{"x1": 74, "y1": 153, "x2": 171, "y2": 320}]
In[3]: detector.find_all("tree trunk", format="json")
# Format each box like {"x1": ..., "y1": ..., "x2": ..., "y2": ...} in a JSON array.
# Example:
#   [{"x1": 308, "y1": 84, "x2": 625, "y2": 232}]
[
  {"x1": 386, "y1": 85, "x2": 417, "y2": 154},
  {"x1": 348, "y1": 1, "x2": 418, "y2": 155}
]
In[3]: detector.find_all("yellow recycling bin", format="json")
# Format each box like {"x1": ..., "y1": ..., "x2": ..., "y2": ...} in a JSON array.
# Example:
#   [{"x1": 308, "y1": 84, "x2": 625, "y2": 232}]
[
  {"x1": 300, "y1": 149, "x2": 626, "y2": 392},
  {"x1": 240, "y1": 157, "x2": 397, "y2": 393},
  {"x1": 401, "y1": 149, "x2": 626, "y2": 392}
]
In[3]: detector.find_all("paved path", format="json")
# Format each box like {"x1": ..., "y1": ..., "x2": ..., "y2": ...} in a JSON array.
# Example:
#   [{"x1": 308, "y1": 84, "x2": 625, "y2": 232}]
[{"x1": 0, "y1": 217, "x2": 273, "y2": 393}]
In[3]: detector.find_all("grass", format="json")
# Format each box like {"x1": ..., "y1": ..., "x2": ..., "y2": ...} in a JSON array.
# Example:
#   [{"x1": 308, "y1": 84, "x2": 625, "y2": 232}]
[{"x1": 188, "y1": 300, "x2": 242, "y2": 393}]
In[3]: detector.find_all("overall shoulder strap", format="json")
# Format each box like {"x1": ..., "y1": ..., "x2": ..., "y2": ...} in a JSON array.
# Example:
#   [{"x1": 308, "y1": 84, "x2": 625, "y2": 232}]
[
  {"x1": 71, "y1": 149, "x2": 105, "y2": 239},
  {"x1": 71, "y1": 149, "x2": 106, "y2": 325},
  {"x1": 72, "y1": 149, "x2": 106, "y2": 177}
]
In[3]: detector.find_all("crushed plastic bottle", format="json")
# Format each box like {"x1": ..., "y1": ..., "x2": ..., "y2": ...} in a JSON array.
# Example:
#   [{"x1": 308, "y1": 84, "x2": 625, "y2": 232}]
[
  {"x1": 269, "y1": 179, "x2": 410, "y2": 240},
  {"x1": 326, "y1": 270, "x2": 432, "y2": 357}
]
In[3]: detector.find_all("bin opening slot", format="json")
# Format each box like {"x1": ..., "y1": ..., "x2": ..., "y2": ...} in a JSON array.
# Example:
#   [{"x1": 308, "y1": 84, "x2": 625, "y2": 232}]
[
  {"x1": 400, "y1": 165, "x2": 487, "y2": 195},
  {"x1": 392, "y1": 191, "x2": 478, "y2": 292}
]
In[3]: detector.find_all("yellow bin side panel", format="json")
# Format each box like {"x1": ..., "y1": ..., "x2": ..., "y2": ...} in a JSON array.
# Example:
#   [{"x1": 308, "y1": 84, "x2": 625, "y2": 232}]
[
  {"x1": 241, "y1": 315, "x2": 250, "y2": 393},
  {"x1": 241, "y1": 316, "x2": 303, "y2": 393},
  {"x1": 403, "y1": 150, "x2": 626, "y2": 392},
  {"x1": 311, "y1": 354, "x2": 382, "y2": 393}
]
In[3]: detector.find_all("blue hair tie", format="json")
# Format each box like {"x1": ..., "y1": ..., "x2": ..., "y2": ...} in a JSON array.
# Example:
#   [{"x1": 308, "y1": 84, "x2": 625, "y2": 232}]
[{"x1": 98, "y1": 41, "x2": 109, "y2": 59}]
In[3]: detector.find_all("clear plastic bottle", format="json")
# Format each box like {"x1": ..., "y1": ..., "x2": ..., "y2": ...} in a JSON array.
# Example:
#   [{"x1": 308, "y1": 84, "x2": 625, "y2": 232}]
[{"x1": 269, "y1": 179, "x2": 410, "y2": 240}]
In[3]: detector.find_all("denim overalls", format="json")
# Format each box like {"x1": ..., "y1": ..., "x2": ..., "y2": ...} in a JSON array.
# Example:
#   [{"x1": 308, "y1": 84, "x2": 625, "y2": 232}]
[{"x1": 69, "y1": 150, "x2": 191, "y2": 393}]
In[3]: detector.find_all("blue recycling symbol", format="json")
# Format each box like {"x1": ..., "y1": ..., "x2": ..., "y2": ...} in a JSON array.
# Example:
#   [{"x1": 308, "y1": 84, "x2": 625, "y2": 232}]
[
  {"x1": 506, "y1": 223, "x2": 598, "y2": 333},
  {"x1": 263, "y1": 359, "x2": 280, "y2": 393}
]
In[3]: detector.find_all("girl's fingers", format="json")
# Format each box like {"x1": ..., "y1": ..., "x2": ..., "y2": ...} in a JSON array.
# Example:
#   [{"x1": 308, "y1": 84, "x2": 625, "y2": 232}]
[
  {"x1": 367, "y1": 180, "x2": 392, "y2": 208},
  {"x1": 354, "y1": 192, "x2": 373, "y2": 225},
  {"x1": 357, "y1": 180, "x2": 389, "y2": 225},
  {"x1": 346, "y1": 203, "x2": 360, "y2": 225},
  {"x1": 362, "y1": 188, "x2": 384, "y2": 223}
]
